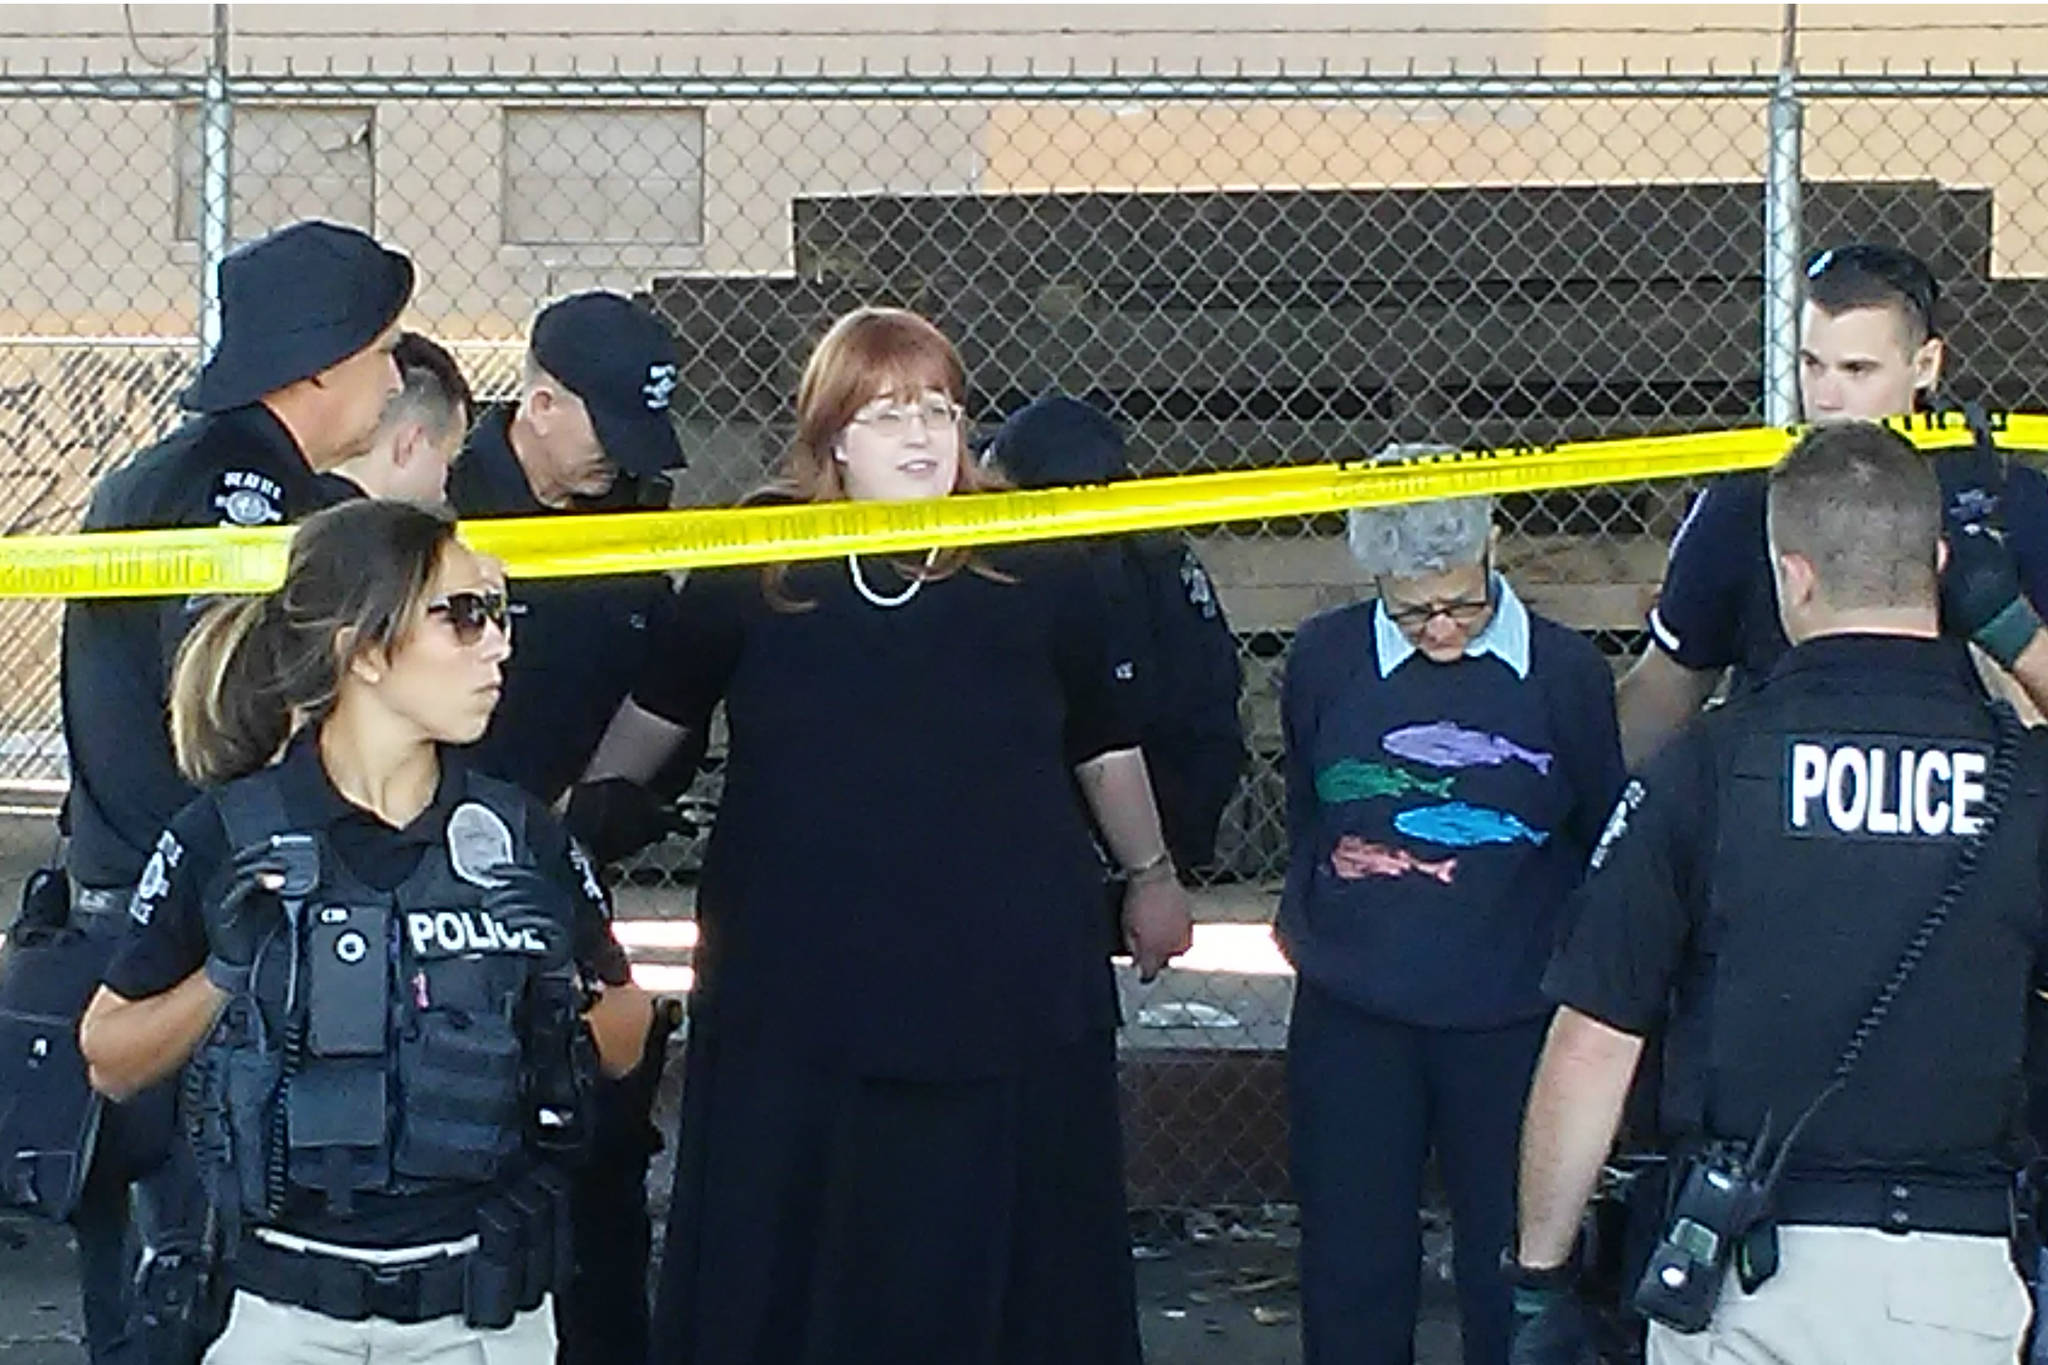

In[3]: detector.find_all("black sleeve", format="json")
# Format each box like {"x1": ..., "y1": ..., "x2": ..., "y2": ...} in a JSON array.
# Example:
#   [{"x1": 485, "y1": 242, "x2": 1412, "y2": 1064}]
[
  {"x1": 1278, "y1": 616, "x2": 1328, "y2": 916},
  {"x1": 1049, "y1": 550, "x2": 1143, "y2": 765},
  {"x1": 1649, "y1": 480, "x2": 1756, "y2": 672},
  {"x1": 629, "y1": 567, "x2": 746, "y2": 738},
  {"x1": 1542, "y1": 732, "x2": 1712, "y2": 1035},
  {"x1": 528, "y1": 810, "x2": 633, "y2": 988},
  {"x1": 101, "y1": 798, "x2": 231, "y2": 1000},
  {"x1": 1560, "y1": 637, "x2": 1628, "y2": 857}
]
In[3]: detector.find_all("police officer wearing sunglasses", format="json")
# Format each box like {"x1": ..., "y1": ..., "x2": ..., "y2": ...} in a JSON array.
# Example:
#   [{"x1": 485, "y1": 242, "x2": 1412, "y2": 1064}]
[
  {"x1": 1618, "y1": 242, "x2": 2048, "y2": 768},
  {"x1": 78, "y1": 499, "x2": 651, "y2": 1365}
]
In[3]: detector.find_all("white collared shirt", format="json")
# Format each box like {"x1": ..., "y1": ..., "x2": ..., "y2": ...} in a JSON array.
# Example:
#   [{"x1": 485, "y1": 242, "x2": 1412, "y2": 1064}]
[{"x1": 1373, "y1": 574, "x2": 1532, "y2": 679}]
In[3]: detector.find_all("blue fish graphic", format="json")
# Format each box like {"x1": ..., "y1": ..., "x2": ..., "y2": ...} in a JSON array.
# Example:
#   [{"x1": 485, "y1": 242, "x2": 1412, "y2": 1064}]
[
  {"x1": 1383, "y1": 721, "x2": 1553, "y2": 775},
  {"x1": 1394, "y1": 802, "x2": 1551, "y2": 848}
]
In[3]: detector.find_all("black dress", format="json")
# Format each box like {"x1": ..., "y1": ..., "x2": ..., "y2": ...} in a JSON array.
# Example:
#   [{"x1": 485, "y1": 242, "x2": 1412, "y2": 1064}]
[{"x1": 643, "y1": 546, "x2": 1144, "y2": 1365}]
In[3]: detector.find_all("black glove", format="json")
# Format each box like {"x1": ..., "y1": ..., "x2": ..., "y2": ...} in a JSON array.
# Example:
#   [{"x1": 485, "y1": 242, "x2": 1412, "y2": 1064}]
[
  {"x1": 1941, "y1": 520, "x2": 2043, "y2": 668},
  {"x1": 203, "y1": 845, "x2": 292, "y2": 994},
  {"x1": 564, "y1": 778, "x2": 690, "y2": 868},
  {"x1": 1508, "y1": 1282, "x2": 1597, "y2": 1365},
  {"x1": 482, "y1": 864, "x2": 576, "y2": 974}
]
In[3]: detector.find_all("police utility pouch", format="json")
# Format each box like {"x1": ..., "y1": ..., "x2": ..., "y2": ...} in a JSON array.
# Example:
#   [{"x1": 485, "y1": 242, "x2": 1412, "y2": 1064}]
[
  {"x1": 1632, "y1": 703, "x2": 2023, "y2": 1334},
  {"x1": 306, "y1": 903, "x2": 389, "y2": 1058}
]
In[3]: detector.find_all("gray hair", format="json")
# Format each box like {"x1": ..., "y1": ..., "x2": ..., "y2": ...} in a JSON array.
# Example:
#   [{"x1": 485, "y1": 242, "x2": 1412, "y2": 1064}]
[{"x1": 1345, "y1": 444, "x2": 1495, "y2": 578}]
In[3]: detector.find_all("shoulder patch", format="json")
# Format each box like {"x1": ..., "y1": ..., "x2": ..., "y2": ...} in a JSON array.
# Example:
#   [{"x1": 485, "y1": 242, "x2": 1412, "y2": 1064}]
[
  {"x1": 213, "y1": 469, "x2": 284, "y2": 527},
  {"x1": 566, "y1": 837, "x2": 609, "y2": 914},
  {"x1": 130, "y1": 829, "x2": 184, "y2": 925},
  {"x1": 1588, "y1": 778, "x2": 1647, "y2": 872},
  {"x1": 1180, "y1": 549, "x2": 1221, "y2": 620}
]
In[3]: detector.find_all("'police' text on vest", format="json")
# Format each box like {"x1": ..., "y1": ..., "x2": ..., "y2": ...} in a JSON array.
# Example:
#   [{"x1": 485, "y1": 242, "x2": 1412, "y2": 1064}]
[{"x1": 1786, "y1": 740, "x2": 1987, "y2": 838}]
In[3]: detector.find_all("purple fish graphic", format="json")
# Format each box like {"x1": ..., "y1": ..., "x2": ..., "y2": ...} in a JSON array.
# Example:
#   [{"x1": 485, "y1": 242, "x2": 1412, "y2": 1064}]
[{"x1": 1383, "y1": 721, "x2": 1553, "y2": 775}]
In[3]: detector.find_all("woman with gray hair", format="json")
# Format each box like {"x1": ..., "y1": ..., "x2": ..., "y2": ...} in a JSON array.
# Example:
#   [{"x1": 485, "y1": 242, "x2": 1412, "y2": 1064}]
[{"x1": 1278, "y1": 458, "x2": 1624, "y2": 1365}]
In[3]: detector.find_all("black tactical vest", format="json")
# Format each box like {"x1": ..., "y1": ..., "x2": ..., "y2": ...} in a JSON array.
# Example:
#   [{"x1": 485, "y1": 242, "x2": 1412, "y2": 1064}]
[
  {"x1": 190, "y1": 765, "x2": 549, "y2": 1224},
  {"x1": 1672, "y1": 671, "x2": 2048, "y2": 1181}
]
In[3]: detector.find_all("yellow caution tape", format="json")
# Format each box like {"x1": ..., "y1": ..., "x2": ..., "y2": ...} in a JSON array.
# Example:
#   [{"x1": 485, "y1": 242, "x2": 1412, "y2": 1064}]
[{"x1": 12, "y1": 411, "x2": 2044, "y2": 600}]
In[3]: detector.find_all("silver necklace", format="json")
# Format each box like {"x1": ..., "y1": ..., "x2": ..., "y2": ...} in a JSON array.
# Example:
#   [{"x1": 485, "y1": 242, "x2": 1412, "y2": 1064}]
[{"x1": 848, "y1": 547, "x2": 940, "y2": 609}]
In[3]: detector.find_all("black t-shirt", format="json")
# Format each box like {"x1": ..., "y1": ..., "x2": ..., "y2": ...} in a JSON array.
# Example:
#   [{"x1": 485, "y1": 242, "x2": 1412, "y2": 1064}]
[
  {"x1": 448, "y1": 406, "x2": 676, "y2": 804},
  {"x1": 61, "y1": 406, "x2": 349, "y2": 889},
  {"x1": 102, "y1": 733, "x2": 630, "y2": 1246},
  {"x1": 1651, "y1": 461, "x2": 2048, "y2": 690},
  {"x1": 630, "y1": 546, "x2": 1140, "y2": 1079},
  {"x1": 1548, "y1": 634, "x2": 2048, "y2": 1169}
]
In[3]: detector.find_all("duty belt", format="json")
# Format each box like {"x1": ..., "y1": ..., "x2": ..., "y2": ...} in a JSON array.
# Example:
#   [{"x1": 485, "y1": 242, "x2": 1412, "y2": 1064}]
[
  {"x1": 231, "y1": 1237, "x2": 530, "y2": 1325},
  {"x1": 1773, "y1": 1175, "x2": 2013, "y2": 1237}
]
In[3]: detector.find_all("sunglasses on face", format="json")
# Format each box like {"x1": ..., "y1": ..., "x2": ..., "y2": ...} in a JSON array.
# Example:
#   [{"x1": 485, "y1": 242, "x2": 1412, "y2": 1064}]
[{"x1": 427, "y1": 588, "x2": 513, "y2": 646}]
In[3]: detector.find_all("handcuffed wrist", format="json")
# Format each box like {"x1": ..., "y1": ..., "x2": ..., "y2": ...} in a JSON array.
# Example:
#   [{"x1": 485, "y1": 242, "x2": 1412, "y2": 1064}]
[{"x1": 1119, "y1": 850, "x2": 1176, "y2": 884}]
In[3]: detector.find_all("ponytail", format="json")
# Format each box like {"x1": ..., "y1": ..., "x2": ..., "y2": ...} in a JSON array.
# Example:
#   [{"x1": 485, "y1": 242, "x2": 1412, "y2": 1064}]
[{"x1": 169, "y1": 595, "x2": 294, "y2": 786}]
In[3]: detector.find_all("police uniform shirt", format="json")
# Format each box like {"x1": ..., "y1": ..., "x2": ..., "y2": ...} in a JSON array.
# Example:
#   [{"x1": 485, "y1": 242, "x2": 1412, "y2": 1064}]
[
  {"x1": 447, "y1": 405, "x2": 674, "y2": 804},
  {"x1": 1651, "y1": 463, "x2": 2048, "y2": 690},
  {"x1": 61, "y1": 406, "x2": 353, "y2": 890},
  {"x1": 1547, "y1": 633, "x2": 2048, "y2": 1173},
  {"x1": 101, "y1": 732, "x2": 631, "y2": 1245}
]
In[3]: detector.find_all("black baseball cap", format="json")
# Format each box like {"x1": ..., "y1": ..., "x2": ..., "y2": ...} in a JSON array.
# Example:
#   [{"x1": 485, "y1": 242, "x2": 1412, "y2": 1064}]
[
  {"x1": 182, "y1": 220, "x2": 414, "y2": 413},
  {"x1": 530, "y1": 291, "x2": 685, "y2": 476}
]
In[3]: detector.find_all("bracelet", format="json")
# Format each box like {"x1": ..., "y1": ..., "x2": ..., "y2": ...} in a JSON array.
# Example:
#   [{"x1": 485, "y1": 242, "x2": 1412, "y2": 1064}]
[{"x1": 1120, "y1": 850, "x2": 1175, "y2": 884}]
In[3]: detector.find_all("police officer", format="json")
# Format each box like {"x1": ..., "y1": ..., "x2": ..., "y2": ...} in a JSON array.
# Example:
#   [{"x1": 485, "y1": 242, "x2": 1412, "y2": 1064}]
[
  {"x1": 77, "y1": 499, "x2": 652, "y2": 1365},
  {"x1": 1617, "y1": 241, "x2": 2048, "y2": 765},
  {"x1": 55, "y1": 217, "x2": 413, "y2": 1363},
  {"x1": 1507, "y1": 422, "x2": 2043, "y2": 1364},
  {"x1": 449, "y1": 290, "x2": 685, "y2": 838},
  {"x1": 322, "y1": 332, "x2": 475, "y2": 506},
  {"x1": 981, "y1": 393, "x2": 1246, "y2": 881},
  {"x1": 444, "y1": 290, "x2": 686, "y2": 1365}
]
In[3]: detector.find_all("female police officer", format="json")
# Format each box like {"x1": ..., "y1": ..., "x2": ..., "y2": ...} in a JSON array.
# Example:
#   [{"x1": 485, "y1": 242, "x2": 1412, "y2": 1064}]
[{"x1": 77, "y1": 499, "x2": 651, "y2": 1363}]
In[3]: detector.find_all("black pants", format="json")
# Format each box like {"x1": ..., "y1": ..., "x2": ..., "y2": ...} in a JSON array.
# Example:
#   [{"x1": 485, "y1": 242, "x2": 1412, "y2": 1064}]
[{"x1": 1286, "y1": 979, "x2": 1546, "y2": 1365}]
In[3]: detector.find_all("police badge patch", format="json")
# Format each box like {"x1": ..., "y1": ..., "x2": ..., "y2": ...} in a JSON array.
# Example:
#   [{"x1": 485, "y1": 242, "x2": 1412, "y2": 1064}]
[
  {"x1": 130, "y1": 829, "x2": 184, "y2": 925},
  {"x1": 213, "y1": 469, "x2": 285, "y2": 526},
  {"x1": 1589, "y1": 779, "x2": 1647, "y2": 872}
]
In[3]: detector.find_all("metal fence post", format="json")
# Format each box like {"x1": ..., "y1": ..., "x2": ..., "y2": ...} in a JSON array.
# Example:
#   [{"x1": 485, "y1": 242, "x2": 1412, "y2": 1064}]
[
  {"x1": 1762, "y1": 4, "x2": 1803, "y2": 425},
  {"x1": 197, "y1": 3, "x2": 232, "y2": 361}
]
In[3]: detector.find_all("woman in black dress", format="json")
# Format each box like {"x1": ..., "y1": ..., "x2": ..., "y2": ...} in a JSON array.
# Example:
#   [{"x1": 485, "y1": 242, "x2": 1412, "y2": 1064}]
[{"x1": 589, "y1": 307, "x2": 1193, "y2": 1364}]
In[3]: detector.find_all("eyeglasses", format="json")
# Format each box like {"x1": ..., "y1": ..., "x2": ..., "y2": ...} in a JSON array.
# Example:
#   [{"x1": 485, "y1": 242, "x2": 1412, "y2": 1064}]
[
  {"x1": 427, "y1": 588, "x2": 514, "y2": 646},
  {"x1": 1378, "y1": 564, "x2": 1497, "y2": 632},
  {"x1": 848, "y1": 395, "x2": 964, "y2": 441}
]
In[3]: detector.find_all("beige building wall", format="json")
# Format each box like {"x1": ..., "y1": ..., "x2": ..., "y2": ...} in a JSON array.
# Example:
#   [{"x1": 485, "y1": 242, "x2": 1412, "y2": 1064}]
[{"x1": 1, "y1": 5, "x2": 2041, "y2": 337}]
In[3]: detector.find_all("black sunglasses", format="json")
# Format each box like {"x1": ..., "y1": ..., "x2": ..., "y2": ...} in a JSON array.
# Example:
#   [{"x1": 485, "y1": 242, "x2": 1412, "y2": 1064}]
[
  {"x1": 1806, "y1": 244, "x2": 1940, "y2": 338},
  {"x1": 427, "y1": 588, "x2": 513, "y2": 646}
]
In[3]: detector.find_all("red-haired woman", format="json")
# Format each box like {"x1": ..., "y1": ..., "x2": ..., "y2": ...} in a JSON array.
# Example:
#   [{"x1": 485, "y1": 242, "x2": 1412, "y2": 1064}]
[{"x1": 589, "y1": 307, "x2": 1192, "y2": 1364}]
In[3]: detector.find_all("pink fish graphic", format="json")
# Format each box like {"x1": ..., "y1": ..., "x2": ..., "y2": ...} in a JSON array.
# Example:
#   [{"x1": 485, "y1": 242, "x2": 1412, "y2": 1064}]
[
  {"x1": 1330, "y1": 836, "x2": 1458, "y2": 885},
  {"x1": 1383, "y1": 721, "x2": 1553, "y2": 775}
]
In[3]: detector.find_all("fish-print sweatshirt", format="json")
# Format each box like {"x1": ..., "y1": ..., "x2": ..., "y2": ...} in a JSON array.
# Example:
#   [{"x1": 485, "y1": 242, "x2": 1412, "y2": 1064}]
[{"x1": 1277, "y1": 596, "x2": 1625, "y2": 1029}]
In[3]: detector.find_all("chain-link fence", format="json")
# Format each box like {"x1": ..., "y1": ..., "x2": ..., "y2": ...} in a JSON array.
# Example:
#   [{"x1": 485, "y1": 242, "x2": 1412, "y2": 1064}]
[{"x1": 7, "y1": 21, "x2": 2048, "y2": 1205}]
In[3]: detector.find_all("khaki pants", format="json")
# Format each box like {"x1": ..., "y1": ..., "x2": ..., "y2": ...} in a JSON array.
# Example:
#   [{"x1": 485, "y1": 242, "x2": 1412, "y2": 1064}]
[
  {"x1": 202, "y1": 1290, "x2": 557, "y2": 1365},
  {"x1": 1647, "y1": 1226, "x2": 2030, "y2": 1365}
]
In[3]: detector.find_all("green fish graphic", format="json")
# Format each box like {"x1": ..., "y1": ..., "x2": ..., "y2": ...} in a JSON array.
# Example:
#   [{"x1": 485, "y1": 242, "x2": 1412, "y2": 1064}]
[{"x1": 1316, "y1": 760, "x2": 1455, "y2": 804}]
